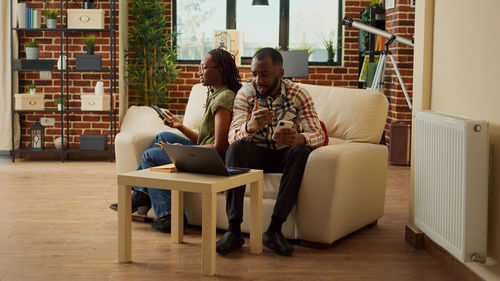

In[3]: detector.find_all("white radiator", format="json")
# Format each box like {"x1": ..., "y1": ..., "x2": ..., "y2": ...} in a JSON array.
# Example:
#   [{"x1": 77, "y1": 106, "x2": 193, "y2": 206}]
[{"x1": 414, "y1": 111, "x2": 489, "y2": 263}]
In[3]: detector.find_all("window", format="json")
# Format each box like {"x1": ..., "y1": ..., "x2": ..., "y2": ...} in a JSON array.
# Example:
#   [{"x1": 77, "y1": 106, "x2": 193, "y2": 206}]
[
  {"x1": 174, "y1": 0, "x2": 343, "y2": 65},
  {"x1": 175, "y1": 0, "x2": 227, "y2": 61}
]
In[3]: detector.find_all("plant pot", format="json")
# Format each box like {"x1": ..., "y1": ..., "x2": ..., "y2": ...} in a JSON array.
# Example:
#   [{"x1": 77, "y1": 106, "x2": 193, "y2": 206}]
[
  {"x1": 29, "y1": 89, "x2": 36, "y2": 95},
  {"x1": 86, "y1": 47, "x2": 95, "y2": 55},
  {"x1": 327, "y1": 59, "x2": 334, "y2": 66},
  {"x1": 57, "y1": 103, "x2": 62, "y2": 111},
  {"x1": 46, "y1": 18, "x2": 57, "y2": 29},
  {"x1": 26, "y1": 47, "x2": 39, "y2": 60}
]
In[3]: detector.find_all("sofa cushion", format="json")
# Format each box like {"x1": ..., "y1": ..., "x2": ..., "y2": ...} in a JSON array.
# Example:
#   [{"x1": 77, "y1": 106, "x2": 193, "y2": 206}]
[
  {"x1": 120, "y1": 105, "x2": 166, "y2": 133},
  {"x1": 297, "y1": 83, "x2": 388, "y2": 144},
  {"x1": 182, "y1": 83, "x2": 208, "y2": 131}
]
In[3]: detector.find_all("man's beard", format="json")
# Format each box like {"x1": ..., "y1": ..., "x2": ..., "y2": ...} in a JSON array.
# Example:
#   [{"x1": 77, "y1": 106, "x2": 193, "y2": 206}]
[{"x1": 254, "y1": 75, "x2": 281, "y2": 96}]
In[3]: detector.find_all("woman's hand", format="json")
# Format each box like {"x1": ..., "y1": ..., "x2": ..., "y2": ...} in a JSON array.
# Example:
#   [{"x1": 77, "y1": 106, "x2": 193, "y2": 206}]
[
  {"x1": 154, "y1": 141, "x2": 184, "y2": 148},
  {"x1": 162, "y1": 110, "x2": 182, "y2": 129}
]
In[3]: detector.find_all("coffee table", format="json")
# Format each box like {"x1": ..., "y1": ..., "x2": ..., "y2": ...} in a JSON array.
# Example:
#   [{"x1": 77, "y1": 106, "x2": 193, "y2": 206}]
[{"x1": 116, "y1": 169, "x2": 263, "y2": 276}]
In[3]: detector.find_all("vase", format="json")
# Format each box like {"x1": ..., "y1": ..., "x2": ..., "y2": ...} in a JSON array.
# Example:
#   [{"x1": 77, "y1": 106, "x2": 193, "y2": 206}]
[
  {"x1": 94, "y1": 81, "x2": 104, "y2": 96},
  {"x1": 46, "y1": 18, "x2": 57, "y2": 29},
  {"x1": 57, "y1": 103, "x2": 62, "y2": 111},
  {"x1": 26, "y1": 47, "x2": 39, "y2": 60},
  {"x1": 29, "y1": 88, "x2": 36, "y2": 95},
  {"x1": 86, "y1": 47, "x2": 94, "y2": 55}
]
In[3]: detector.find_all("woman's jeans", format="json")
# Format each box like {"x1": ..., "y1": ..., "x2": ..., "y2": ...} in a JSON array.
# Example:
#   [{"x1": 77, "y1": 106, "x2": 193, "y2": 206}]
[{"x1": 133, "y1": 131, "x2": 195, "y2": 219}]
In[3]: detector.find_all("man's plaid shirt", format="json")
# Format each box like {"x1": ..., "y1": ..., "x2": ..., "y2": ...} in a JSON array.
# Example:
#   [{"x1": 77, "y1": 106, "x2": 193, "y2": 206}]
[{"x1": 228, "y1": 79, "x2": 325, "y2": 150}]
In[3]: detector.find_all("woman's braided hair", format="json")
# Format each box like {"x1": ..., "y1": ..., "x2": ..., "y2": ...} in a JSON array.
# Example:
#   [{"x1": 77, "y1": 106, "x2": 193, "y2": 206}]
[{"x1": 207, "y1": 48, "x2": 242, "y2": 94}]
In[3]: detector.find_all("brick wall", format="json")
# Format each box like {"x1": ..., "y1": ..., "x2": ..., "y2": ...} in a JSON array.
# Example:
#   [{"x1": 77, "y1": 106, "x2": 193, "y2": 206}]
[
  {"x1": 383, "y1": 0, "x2": 415, "y2": 143},
  {"x1": 17, "y1": 0, "x2": 119, "y2": 149}
]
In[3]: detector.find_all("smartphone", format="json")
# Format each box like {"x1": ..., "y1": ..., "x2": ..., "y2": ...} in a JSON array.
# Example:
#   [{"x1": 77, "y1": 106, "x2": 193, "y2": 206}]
[
  {"x1": 151, "y1": 105, "x2": 173, "y2": 123},
  {"x1": 272, "y1": 120, "x2": 294, "y2": 139}
]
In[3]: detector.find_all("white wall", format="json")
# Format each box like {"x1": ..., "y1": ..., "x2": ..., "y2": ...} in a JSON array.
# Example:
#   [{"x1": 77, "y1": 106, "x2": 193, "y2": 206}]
[{"x1": 413, "y1": 0, "x2": 500, "y2": 278}]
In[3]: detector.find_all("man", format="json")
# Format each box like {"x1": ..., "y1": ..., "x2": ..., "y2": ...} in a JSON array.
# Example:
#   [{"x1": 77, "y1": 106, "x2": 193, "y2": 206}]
[{"x1": 216, "y1": 48, "x2": 325, "y2": 256}]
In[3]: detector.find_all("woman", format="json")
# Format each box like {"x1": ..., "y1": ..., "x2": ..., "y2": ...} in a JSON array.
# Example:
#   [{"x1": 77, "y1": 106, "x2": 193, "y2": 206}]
[{"x1": 110, "y1": 49, "x2": 241, "y2": 233}]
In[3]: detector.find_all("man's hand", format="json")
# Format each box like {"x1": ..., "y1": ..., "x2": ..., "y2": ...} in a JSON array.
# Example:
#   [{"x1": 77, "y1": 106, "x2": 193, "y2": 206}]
[
  {"x1": 272, "y1": 125, "x2": 305, "y2": 146},
  {"x1": 247, "y1": 100, "x2": 275, "y2": 133}
]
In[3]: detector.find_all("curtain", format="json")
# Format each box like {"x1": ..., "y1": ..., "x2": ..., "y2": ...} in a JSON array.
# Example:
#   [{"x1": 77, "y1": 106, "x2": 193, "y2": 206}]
[{"x1": 0, "y1": 0, "x2": 20, "y2": 150}]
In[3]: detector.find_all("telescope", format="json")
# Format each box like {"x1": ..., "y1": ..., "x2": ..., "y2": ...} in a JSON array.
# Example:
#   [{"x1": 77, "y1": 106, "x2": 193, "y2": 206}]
[
  {"x1": 342, "y1": 17, "x2": 413, "y2": 47},
  {"x1": 342, "y1": 17, "x2": 414, "y2": 110}
]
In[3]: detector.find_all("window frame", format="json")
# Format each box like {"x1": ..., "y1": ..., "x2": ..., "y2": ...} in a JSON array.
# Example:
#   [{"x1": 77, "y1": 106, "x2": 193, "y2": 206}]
[{"x1": 173, "y1": 0, "x2": 343, "y2": 66}]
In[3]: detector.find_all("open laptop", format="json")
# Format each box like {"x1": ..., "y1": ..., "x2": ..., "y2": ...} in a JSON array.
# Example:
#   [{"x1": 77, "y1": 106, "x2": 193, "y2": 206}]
[{"x1": 162, "y1": 144, "x2": 250, "y2": 176}]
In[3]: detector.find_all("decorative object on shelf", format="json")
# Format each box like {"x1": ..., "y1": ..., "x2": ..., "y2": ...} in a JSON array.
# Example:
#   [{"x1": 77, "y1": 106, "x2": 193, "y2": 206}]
[
  {"x1": 75, "y1": 54, "x2": 102, "y2": 70},
  {"x1": 81, "y1": 94, "x2": 112, "y2": 111},
  {"x1": 83, "y1": 0, "x2": 95, "y2": 9},
  {"x1": 27, "y1": 82, "x2": 36, "y2": 95},
  {"x1": 14, "y1": 93, "x2": 44, "y2": 110},
  {"x1": 94, "y1": 81, "x2": 104, "y2": 96},
  {"x1": 30, "y1": 122, "x2": 45, "y2": 150},
  {"x1": 80, "y1": 134, "x2": 107, "y2": 151},
  {"x1": 57, "y1": 55, "x2": 67, "y2": 70},
  {"x1": 25, "y1": 40, "x2": 39, "y2": 60},
  {"x1": 53, "y1": 136, "x2": 68, "y2": 150},
  {"x1": 127, "y1": 0, "x2": 179, "y2": 107},
  {"x1": 54, "y1": 96, "x2": 64, "y2": 111},
  {"x1": 13, "y1": 59, "x2": 55, "y2": 70},
  {"x1": 83, "y1": 34, "x2": 96, "y2": 55},
  {"x1": 45, "y1": 9, "x2": 58, "y2": 29},
  {"x1": 68, "y1": 9, "x2": 104, "y2": 29}
]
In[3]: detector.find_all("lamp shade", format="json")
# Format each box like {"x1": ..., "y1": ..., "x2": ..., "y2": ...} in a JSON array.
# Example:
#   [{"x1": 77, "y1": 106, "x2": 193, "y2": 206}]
[
  {"x1": 252, "y1": 0, "x2": 269, "y2": 6},
  {"x1": 279, "y1": 50, "x2": 309, "y2": 78}
]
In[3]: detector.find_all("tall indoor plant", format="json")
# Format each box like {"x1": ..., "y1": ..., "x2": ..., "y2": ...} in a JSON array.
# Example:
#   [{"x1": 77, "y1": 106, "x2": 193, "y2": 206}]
[{"x1": 126, "y1": 0, "x2": 179, "y2": 107}]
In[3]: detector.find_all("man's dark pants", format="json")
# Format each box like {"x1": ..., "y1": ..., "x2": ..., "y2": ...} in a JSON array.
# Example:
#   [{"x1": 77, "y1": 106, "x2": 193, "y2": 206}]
[{"x1": 224, "y1": 140, "x2": 312, "y2": 225}]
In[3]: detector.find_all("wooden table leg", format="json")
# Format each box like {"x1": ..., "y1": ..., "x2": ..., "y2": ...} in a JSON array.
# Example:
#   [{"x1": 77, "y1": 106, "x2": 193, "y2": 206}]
[
  {"x1": 118, "y1": 185, "x2": 132, "y2": 262},
  {"x1": 250, "y1": 179, "x2": 263, "y2": 254},
  {"x1": 171, "y1": 190, "x2": 184, "y2": 243},
  {"x1": 201, "y1": 192, "x2": 216, "y2": 276}
]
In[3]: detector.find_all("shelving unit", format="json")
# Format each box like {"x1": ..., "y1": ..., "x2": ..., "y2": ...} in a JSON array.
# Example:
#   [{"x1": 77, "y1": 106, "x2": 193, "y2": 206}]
[
  {"x1": 357, "y1": 8, "x2": 385, "y2": 89},
  {"x1": 10, "y1": 0, "x2": 117, "y2": 162}
]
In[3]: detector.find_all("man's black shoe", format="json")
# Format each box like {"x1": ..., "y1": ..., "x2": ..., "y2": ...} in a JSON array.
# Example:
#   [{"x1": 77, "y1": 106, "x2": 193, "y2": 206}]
[
  {"x1": 151, "y1": 214, "x2": 189, "y2": 233},
  {"x1": 108, "y1": 190, "x2": 151, "y2": 215},
  {"x1": 216, "y1": 232, "x2": 244, "y2": 255},
  {"x1": 263, "y1": 231, "x2": 294, "y2": 256}
]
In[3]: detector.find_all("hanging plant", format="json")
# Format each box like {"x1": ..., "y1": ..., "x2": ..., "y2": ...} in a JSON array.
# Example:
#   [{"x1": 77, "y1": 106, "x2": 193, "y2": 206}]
[{"x1": 126, "y1": 0, "x2": 179, "y2": 107}]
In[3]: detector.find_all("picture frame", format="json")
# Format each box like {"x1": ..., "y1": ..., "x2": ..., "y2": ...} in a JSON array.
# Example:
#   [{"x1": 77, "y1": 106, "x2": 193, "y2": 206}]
[{"x1": 385, "y1": 0, "x2": 395, "y2": 9}]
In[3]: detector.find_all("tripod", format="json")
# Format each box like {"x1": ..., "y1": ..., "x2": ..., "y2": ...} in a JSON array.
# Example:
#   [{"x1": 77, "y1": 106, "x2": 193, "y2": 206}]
[{"x1": 369, "y1": 36, "x2": 413, "y2": 111}]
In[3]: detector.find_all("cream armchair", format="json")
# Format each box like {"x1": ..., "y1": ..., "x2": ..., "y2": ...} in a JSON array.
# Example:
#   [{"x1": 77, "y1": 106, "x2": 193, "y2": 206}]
[{"x1": 115, "y1": 83, "x2": 388, "y2": 246}]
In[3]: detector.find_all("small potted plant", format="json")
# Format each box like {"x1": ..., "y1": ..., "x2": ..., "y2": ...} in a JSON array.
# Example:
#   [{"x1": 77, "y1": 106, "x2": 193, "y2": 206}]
[
  {"x1": 84, "y1": 34, "x2": 96, "y2": 55},
  {"x1": 46, "y1": 9, "x2": 58, "y2": 29},
  {"x1": 27, "y1": 83, "x2": 37, "y2": 95},
  {"x1": 54, "y1": 96, "x2": 64, "y2": 111},
  {"x1": 323, "y1": 32, "x2": 337, "y2": 65},
  {"x1": 25, "y1": 40, "x2": 39, "y2": 60}
]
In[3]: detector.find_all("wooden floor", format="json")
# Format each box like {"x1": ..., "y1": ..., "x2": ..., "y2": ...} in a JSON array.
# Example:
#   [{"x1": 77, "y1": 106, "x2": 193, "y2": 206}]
[{"x1": 0, "y1": 158, "x2": 459, "y2": 281}]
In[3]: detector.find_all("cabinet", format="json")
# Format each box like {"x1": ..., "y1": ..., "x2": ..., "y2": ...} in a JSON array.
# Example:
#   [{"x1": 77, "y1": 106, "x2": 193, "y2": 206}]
[
  {"x1": 10, "y1": 0, "x2": 117, "y2": 162},
  {"x1": 358, "y1": 8, "x2": 385, "y2": 88}
]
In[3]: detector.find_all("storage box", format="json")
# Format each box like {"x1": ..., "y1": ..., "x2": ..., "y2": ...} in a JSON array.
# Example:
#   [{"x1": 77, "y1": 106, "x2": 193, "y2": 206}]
[
  {"x1": 13, "y1": 59, "x2": 55, "y2": 70},
  {"x1": 389, "y1": 122, "x2": 411, "y2": 166},
  {"x1": 80, "y1": 134, "x2": 107, "y2": 151},
  {"x1": 81, "y1": 94, "x2": 112, "y2": 111},
  {"x1": 15, "y1": 94, "x2": 45, "y2": 110},
  {"x1": 68, "y1": 9, "x2": 105, "y2": 29},
  {"x1": 75, "y1": 55, "x2": 102, "y2": 70}
]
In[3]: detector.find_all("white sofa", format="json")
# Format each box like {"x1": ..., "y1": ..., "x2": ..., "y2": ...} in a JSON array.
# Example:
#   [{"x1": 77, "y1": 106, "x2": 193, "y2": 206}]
[{"x1": 115, "y1": 83, "x2": 389, "y2": 246}]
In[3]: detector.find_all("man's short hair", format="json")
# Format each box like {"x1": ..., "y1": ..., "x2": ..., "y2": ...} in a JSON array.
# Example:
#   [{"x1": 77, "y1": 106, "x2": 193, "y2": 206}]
[{"x1": 253, "y1": 47, "x2": 283, "y2": 67}]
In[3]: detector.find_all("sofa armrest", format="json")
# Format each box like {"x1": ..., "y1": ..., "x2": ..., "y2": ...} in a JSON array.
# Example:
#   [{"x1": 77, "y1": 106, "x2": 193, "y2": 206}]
[
  {"x1": 295, "y1": 142, "x2": 388, "y2": 244},
  {"x1": 115, "y1": 131, "x2": 160, "y2": 174}
]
